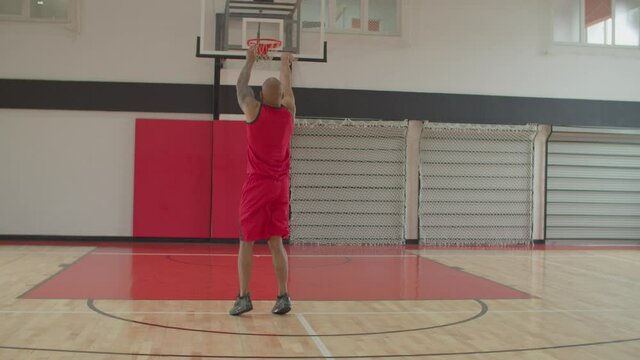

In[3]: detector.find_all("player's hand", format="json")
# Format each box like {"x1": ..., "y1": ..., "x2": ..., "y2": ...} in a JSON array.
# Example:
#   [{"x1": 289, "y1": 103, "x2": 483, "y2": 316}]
[
  {"x1": 281, "y1": 52, "x2": 294, "y2": 66},
  {"x1": 246, "y1": 45, "x2": 257, "y2": 64}
]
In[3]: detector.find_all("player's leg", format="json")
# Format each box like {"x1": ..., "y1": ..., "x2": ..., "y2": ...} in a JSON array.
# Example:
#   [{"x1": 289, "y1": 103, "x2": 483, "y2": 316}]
[
  {"x1": 268, "y1": 177, "x2": 292, "y2": 315},
  {"x1": 230, "y1": 239, "x2": 254, "y2": 316},
  {"x1": 268, "y1": 236, "x2": 291, "y2": 315},
  {"x1": 238, "y1": 239, "x2": 254, "y2": 296},
  {"x1": 231, "y1": 176, "x2": 263, "y2": 316},
  {"x1": 267, "y1": 236, "x2": 288, "y2": 295}
]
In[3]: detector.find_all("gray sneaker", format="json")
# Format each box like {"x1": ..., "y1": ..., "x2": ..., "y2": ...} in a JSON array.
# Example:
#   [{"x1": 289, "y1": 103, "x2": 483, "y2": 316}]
[
  {"x1": 229, "y1": 293, "x2": 253, "y2": 316},
  {"x1": 272, "y1": 293, "x2": 292, "y2": 315}
]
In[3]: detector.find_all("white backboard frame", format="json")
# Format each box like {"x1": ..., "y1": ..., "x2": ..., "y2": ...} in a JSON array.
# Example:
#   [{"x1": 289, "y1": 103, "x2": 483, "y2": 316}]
[
  {"x1": 197, "y1": 0, "x2": 327, "y2": 61},
  {"x1": 242, "y1": 18, "x2": 285, "y2": 50}
]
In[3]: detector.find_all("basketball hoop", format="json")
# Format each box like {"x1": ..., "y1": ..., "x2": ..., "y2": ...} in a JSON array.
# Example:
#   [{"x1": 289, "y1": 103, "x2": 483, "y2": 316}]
[{"x1": 247, "y1": 38, "x2": 282, "y2": 62}]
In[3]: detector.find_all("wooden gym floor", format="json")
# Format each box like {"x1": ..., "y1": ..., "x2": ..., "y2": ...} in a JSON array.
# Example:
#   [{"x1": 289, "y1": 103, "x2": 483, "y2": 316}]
[{"x1": 0, "y1": 241, "x2": 638, "y2": 359}]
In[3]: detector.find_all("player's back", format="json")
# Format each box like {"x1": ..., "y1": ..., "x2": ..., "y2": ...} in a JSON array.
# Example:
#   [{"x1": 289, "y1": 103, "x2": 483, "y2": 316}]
[{"x1": 246, "y1": 104, "x2": 294, "y2": 179}]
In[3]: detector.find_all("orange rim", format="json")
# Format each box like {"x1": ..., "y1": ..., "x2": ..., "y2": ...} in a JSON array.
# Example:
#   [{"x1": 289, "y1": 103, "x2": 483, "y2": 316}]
[{"x1": 246, "y1": 38, "x2": 282, "y2": 57}]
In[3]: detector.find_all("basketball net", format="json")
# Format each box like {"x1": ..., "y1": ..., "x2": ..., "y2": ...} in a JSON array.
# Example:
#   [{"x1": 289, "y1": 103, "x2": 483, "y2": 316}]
[{"x1": 247, "y1": 38, "x2": 282, "y2": 63}]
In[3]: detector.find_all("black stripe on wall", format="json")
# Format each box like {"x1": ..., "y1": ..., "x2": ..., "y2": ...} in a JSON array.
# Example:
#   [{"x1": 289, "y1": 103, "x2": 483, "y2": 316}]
[
  {"x1": 0, "y1": 79, "x2": 213, "y2": 114},
  {"x1": 1, "y1": 79, "x2": 639, "y2": 128}
]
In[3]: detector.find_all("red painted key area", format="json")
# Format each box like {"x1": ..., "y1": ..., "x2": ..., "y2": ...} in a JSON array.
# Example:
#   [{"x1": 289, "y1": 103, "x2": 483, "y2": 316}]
[{"x1": 22, "y1": 244, "x2": 530, "y2": 301}]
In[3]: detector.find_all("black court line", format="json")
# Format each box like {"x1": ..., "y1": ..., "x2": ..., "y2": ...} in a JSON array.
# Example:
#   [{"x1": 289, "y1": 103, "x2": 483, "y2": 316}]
[
  {"x1": 1, "y1": 337, "x2": 639, "y2": 359},
  {"x1": 17, "y1": 248, "x2": 96, "y2": 299},
  {"x1": 165, "y1": 255, "x2": 230, "y2": 268},
  {"x1": 87, "y1": 299, "x2": 488, "y2": 337},
  {"x1": 165, "y1": 255, "x2": 353, "y2": 269}
]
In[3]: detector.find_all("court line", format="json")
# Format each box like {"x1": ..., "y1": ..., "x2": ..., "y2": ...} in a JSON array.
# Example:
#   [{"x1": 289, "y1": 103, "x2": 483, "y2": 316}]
[
  {"x1": 2, "y1": 308, "x2": 640, "y2": 315},
  {"x1": 1, "y1": 337, "x2": 639, "y2": 358},
  {"x1": 423, "y1": 256, "x2": 532, "y2": 298},
  {"x1": 296, "y1": 314, "x2": 334, "y2": 359},
  {"x1": 87, "y1": 299, "x2": 488, "y2": 337},
  {"x1": 94, "y1": 253, "x2": 415, "y2": 258},
  {"x1": 0, "y1": 254, "x2": 28, "y2": 269},
  {"x1": 0, "y1": 251, "x2": 417, "y2": 258},
  {"x1": 165, "y1": 255, "x2": 354, "y2": 268},
  {"x1": 419, "y1": 253, "x2": 640, "y2": 287},
  {"x1": 165, "y1": 255, "x2": 232, "y2": 268},
  {"x1": 417, "y1": 253, "x2": 615, "y2": 258},
  {"x1": 596, "y1": 254, "x2": 640, "y2": 265},
  {"x1": 0, "y1": 248, "x2": 632, "y2": 261},
  {"x1": 16, "y1": 248, "x2": 96, "y2": 299},
  {"x1": 0, "y1": 252, "x2": 92, "y2": 256},
  {"x1": 533, "y1": 258, "x2": 640, "y2": 287},
  {"x1": 2, "y1": 251, "x2": 632, "y2": 259}
]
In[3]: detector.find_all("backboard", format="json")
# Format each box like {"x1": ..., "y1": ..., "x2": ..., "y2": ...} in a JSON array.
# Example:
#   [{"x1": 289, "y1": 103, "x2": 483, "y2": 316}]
[{"x1": 197, "y1": 0, "x2": 327, "y2": 62}]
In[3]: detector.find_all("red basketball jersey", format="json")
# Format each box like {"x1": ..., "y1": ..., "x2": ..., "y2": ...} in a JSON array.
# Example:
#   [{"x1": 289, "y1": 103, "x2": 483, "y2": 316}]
[{"x1": 246, "y1": 104, "x2": 294, "y2": 179}]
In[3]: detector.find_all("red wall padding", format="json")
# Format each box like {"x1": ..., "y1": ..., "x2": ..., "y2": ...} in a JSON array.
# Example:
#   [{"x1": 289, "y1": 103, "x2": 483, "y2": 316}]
[
  {"x1": 211, "y1": 121, "x2": 248, "y2": 238},
  {"x1": 133, "y1": 119, "x2": 213, "y2": 238}
]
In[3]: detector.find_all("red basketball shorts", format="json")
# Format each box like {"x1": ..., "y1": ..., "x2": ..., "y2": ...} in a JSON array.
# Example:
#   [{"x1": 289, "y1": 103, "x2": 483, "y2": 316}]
[{"x1": 239, "y1": 174, "x2": 290, "y2": 242}]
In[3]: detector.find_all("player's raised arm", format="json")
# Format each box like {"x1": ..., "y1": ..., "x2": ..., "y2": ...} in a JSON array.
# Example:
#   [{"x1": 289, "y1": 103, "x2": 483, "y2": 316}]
[
  {"x1": 236, "y1": 46, "x2": 261, "y2": 122},
  {"x1": 280, "y1": 53, "x2": 296, "y2": 115}
]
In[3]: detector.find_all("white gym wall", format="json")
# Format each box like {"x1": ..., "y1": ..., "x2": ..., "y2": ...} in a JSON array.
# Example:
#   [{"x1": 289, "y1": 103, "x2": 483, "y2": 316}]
[
  {"x1": 0, "y1": 0, "x2": 638, "y2": 100},
  {"x1": 0, "y1": 110, "x2": 210, "y2": 236},
  {"x1": 1, "y1": 0, "x2": 639, "y2": 237}
]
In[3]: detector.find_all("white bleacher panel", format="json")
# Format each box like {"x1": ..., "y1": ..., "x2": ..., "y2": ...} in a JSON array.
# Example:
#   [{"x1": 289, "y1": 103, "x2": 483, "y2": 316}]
[
  {"x1": 419, "y1": 123, "x2": 537, "y2": 246},
  {"x1": 546, "y1": 128, "x2": 640, "y2": 243},
  {"x1": 289, "y1": 119, "x2": 407, "y2": 245}
]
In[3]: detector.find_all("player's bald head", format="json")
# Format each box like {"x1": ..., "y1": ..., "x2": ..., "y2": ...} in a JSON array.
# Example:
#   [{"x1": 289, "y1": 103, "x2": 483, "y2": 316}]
[{"x1": 261, "y1": 77, "x2": 283, "y2": 107}]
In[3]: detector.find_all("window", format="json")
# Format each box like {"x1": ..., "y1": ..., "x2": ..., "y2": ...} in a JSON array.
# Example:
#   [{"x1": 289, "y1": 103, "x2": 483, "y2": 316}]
[
  {"x1": 302, "y1": 0, "x2": 401, "y2": 36},
  {"x1": 367, "y1": 0, "x2": 398, "y2": 35},
  {"x1": 552, "y1": 0, "x2": 640, "y2": 47},
  {"x1": 0, "y1": 0, "x2": 24, "y2": 17},
  {"x1": 0, "y1": 0, "x2": 75, "y2": 23},
  {"x1": 616, "y1": 0, "x2": 640, "y2": 45}
]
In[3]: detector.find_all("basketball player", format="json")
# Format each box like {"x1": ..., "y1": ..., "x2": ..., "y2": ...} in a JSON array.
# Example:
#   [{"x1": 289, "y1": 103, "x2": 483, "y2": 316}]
[{"x1": 229, "y1": 46, "x2": 295, "y2": 316}]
